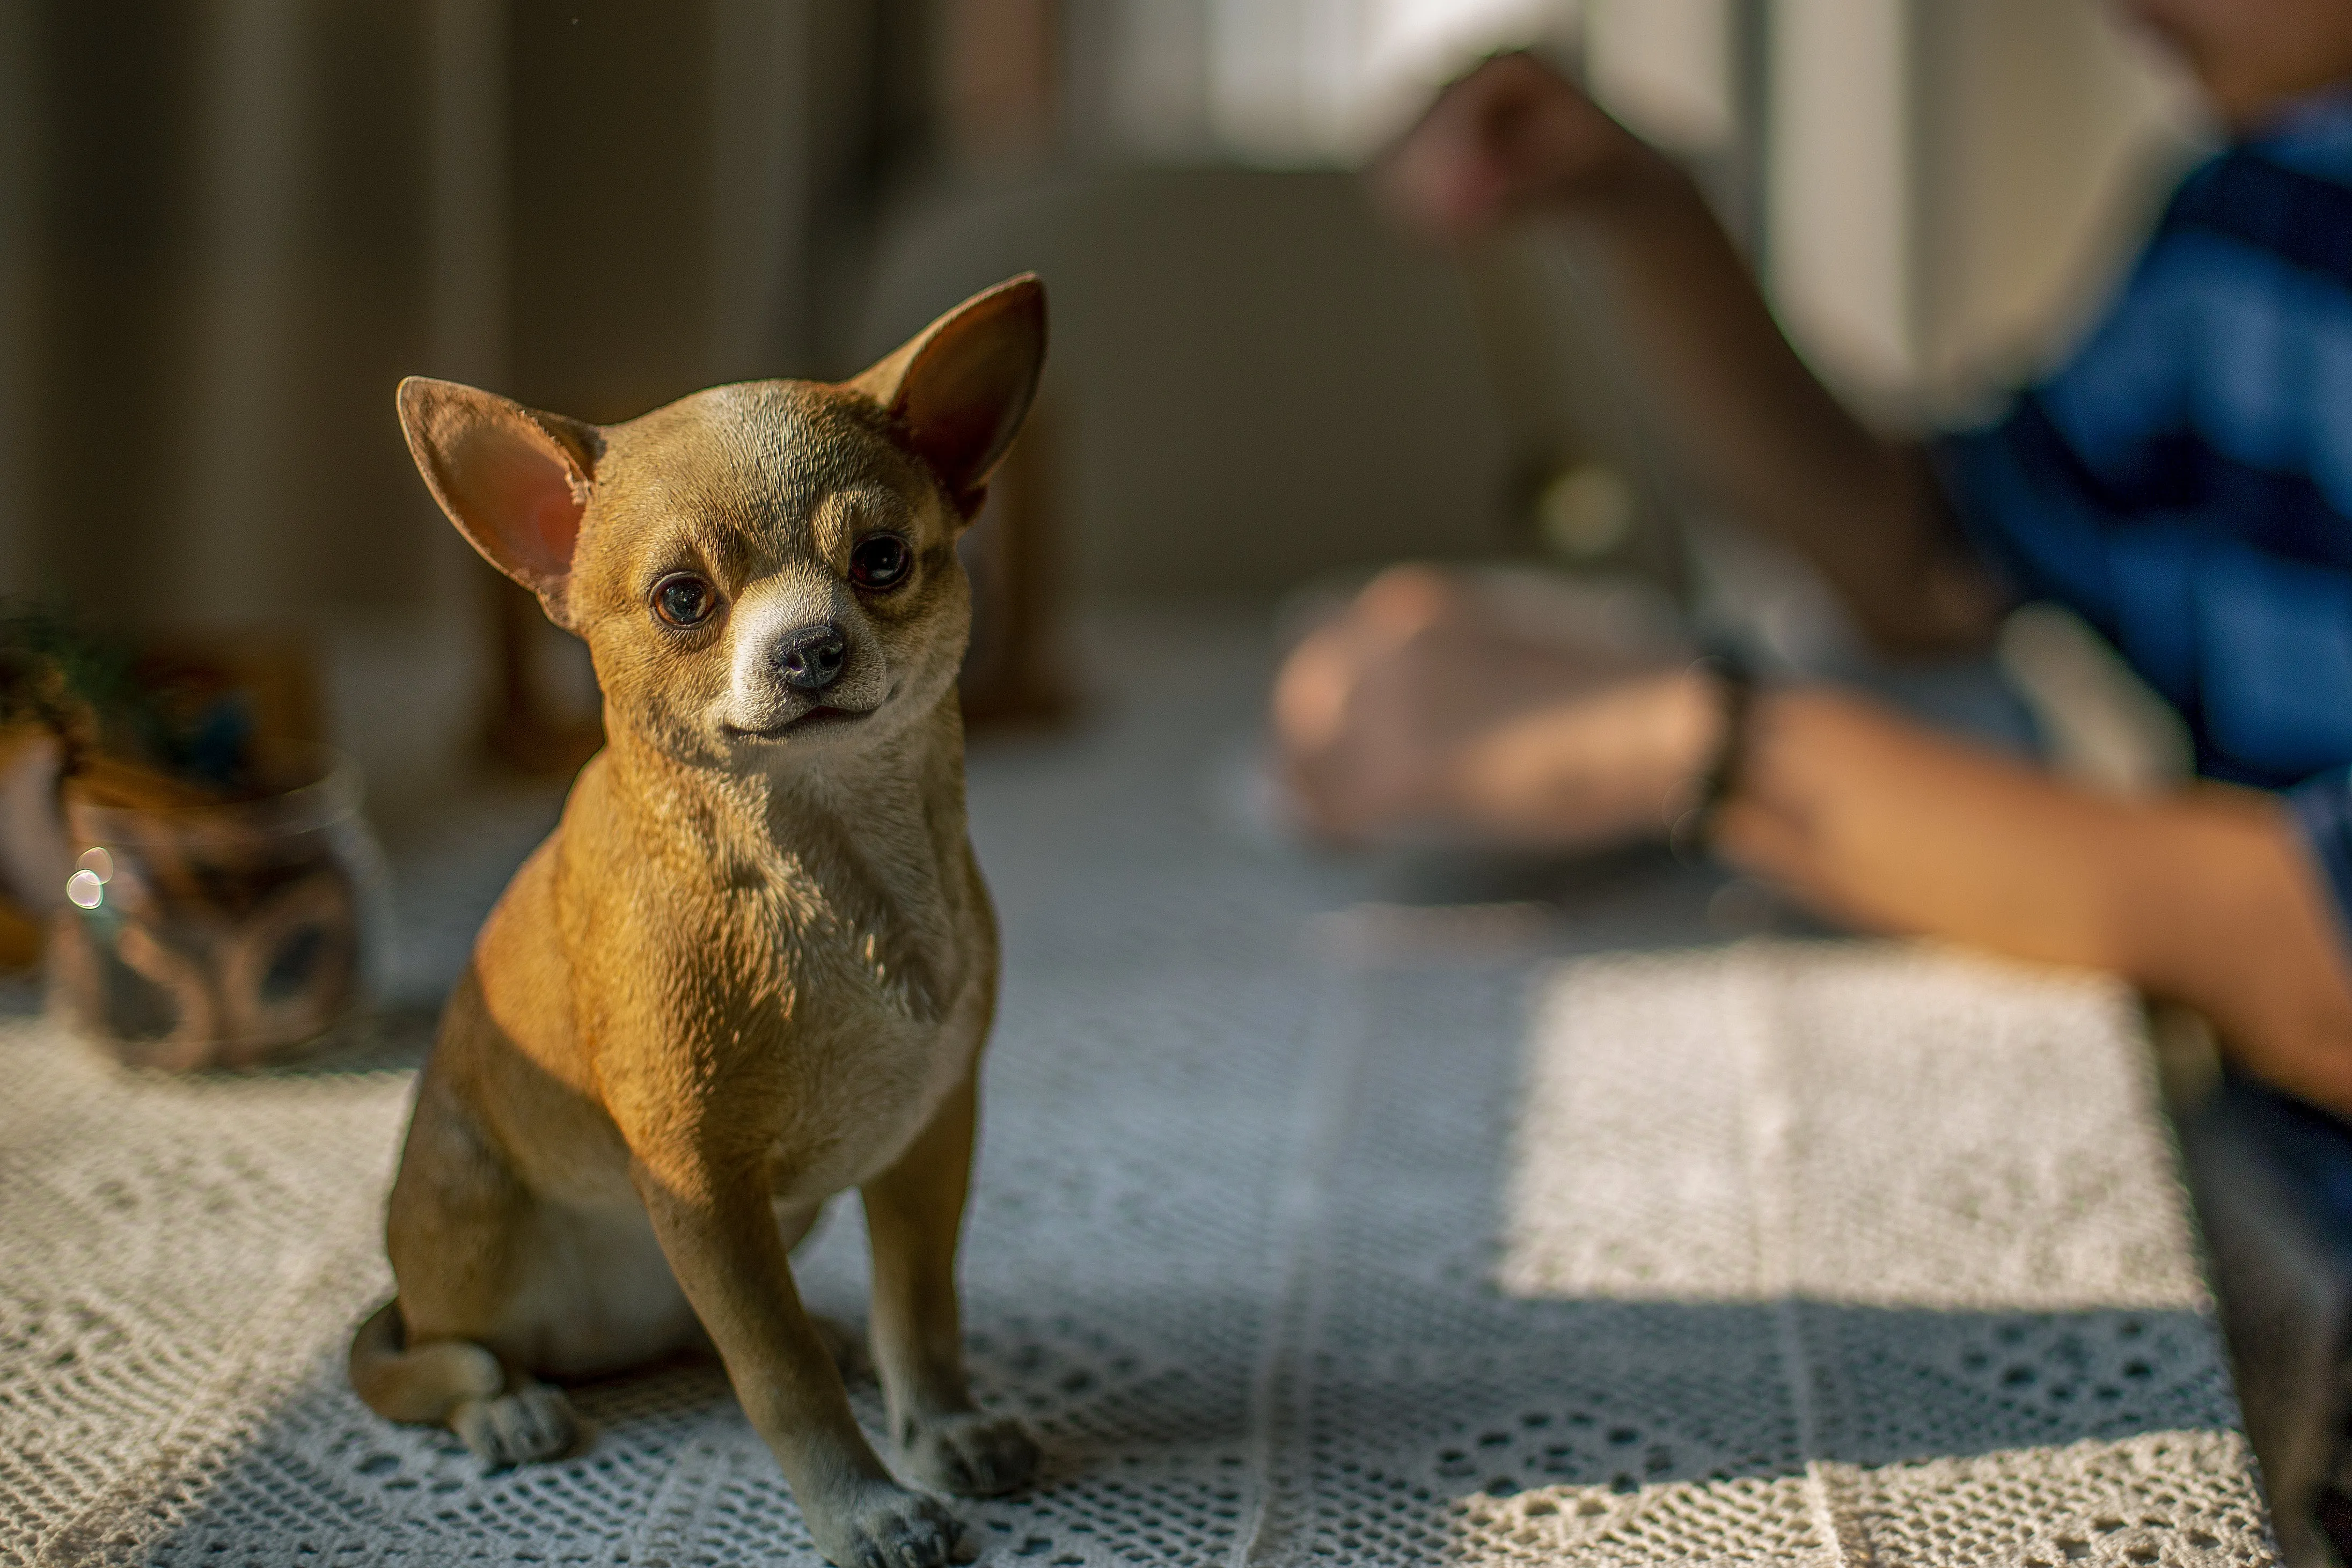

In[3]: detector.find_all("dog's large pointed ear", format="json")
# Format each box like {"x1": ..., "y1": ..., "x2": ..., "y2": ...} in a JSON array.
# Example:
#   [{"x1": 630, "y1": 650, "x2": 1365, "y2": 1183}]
[
  {"x1": 848, "y1": 273, "x2": 1046, "y2": 517},
  {"x1": 397, "y1": 377, "x2": 604, "y2": 628}
]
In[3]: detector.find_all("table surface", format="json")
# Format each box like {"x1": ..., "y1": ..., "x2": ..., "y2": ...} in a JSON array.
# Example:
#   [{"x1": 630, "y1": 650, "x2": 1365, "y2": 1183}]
[{"x1": 0, "y1": 608, "x2": 2278, "y2": 1566}]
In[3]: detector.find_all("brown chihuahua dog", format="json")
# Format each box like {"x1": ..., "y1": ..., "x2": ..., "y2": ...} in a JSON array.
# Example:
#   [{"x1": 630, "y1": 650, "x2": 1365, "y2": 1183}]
[{"x1": 349, "y1": 276, "x2": 1046, "y2": 1568}]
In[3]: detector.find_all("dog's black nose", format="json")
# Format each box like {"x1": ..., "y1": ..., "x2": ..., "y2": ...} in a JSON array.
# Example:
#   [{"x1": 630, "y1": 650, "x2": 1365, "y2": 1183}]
[{"x1": 776, "y1": 624, "x2": 847, "y2": 692}]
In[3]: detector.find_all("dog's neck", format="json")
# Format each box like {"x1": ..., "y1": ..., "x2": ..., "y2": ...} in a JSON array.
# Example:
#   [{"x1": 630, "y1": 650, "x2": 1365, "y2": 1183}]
[{"x1": 597, "y1": 693, "x2": 970, "y2": 887}]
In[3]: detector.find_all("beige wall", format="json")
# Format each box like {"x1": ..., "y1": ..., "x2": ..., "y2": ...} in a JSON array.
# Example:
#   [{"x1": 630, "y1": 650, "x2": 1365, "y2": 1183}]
[
  {"x1": 855, "y1": 167, "x2": 1521, "y2": 599},
  {"x1": 856, "y1": 1, "x2": 2209, "y2": 604},
  {"x1": 1766, "y1": 0, "x2": 1916, "y2": 397}
]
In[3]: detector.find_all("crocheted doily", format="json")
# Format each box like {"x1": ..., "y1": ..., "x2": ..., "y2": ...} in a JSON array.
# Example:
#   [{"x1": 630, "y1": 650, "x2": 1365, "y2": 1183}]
[
  {"x1": 0, "y1": 619, "x2": 2275, "y2": 1565},
  {"x1": 0, "y1": 935, "x2": 2274, "y2": 1566}
]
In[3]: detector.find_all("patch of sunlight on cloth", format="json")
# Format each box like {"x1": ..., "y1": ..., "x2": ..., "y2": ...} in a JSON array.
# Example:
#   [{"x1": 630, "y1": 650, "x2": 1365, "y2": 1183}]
[{"x1": 1499, "y1": 942, "x2": 2203, "y2": 1310}]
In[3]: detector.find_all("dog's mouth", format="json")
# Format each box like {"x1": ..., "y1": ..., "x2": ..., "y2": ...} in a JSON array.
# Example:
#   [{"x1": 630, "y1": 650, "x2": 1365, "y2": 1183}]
[{"x1": 723, "y1": 705, "x2": 878, "y2": 742}]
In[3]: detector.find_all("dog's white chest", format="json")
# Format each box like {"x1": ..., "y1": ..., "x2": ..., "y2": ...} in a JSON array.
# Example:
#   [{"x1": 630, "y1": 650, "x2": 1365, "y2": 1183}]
[
  {"x1": 764, "y1": 1009, "x2": 971, "y2": 1205},
  {"x1": 753, "y1": 900, "x2": 985, "y2": 1206}
]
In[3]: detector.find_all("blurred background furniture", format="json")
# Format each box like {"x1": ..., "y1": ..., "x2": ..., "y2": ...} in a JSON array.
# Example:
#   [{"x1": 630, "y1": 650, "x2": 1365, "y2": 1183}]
[{"x1": 0, "y1": 0, "x2": 2199, "y2": 810}]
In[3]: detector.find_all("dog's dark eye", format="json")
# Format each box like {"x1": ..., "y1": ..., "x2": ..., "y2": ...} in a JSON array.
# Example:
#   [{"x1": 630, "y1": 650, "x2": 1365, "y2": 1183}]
[
  {"x1": 652, "y1": 573, "x2": 718, "y2": 628},
  {"x1": 848, "y1": 533, "x2": 912, "y2": 592}
]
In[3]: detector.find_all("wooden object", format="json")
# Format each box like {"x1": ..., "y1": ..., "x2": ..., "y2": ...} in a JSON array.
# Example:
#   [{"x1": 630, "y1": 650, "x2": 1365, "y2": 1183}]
[
  {"x1": 482, "y1": 573, "x2": 604, "y2": 777},
  {"x1": 959, "y1": 403, "x2": 1073, "y2": 728}
]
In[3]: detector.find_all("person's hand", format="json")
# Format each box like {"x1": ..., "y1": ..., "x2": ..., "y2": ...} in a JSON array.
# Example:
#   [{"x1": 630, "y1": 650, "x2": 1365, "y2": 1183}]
[
  {"x1": 1376, "y1": 52, "x2": 1651, "y2": 243},
  {"x1": 1270, "y1": 566, "x2": 1714, "y2": 847}
]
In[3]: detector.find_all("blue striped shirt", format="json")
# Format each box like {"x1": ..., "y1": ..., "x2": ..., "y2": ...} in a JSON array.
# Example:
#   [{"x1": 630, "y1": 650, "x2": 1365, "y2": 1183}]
[{"x1": 1938, "y1": 90, "x2": 2352, "y2": 933}]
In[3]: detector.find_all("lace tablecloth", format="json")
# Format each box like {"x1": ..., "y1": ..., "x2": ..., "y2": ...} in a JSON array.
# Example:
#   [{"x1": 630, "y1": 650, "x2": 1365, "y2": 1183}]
[{"x1": 0, "y1": 613, "x2": 2276, "y2": 1566}]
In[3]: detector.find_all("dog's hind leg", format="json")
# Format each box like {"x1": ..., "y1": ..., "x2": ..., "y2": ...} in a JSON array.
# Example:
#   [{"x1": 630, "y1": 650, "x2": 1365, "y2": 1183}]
[
  {"x1": 348, "y1": 1296, "x2": 500, "y2": 1421},
  {"x1": 358, "y1": 1054, "x2": 593, "y2": 1467},
  {"x1": 348, "y1": 1297, "x2": 581, "y2": 1466}
]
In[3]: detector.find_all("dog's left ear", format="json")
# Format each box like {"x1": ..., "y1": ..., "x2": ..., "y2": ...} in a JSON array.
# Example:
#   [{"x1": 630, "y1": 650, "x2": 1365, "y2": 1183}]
[{"x1": 848, "y1": 273, "x2": 1046, "y2": 518}]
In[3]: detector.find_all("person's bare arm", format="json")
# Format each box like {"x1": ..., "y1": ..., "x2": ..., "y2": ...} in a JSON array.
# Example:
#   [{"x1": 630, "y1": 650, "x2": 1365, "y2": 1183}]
[
  {"x1": 1721, "y1": 686, "x2": 2352, "y2": 1115},
  {"x1": 1382, "y1": 55, "x2": 1996, "y2": 653},
  {"x1": 1272, "y1": 569, "x2": 2352, "y2": 1109}
]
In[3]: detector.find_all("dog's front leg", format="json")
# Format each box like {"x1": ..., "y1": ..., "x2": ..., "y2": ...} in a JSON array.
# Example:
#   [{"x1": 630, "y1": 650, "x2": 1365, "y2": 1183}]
[
  {"x1": 862, "y1": 1074, "x2": 1039, "y2": 1496},
  {"x1": 635, "y1": 1161, "x2": 969, "y2": 1567}
]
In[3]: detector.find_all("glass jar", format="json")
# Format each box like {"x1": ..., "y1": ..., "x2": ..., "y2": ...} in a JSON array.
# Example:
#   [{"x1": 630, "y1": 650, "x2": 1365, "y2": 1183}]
[{"x1": 47, "y1": 744, "x2": 387, "y2": 1069}]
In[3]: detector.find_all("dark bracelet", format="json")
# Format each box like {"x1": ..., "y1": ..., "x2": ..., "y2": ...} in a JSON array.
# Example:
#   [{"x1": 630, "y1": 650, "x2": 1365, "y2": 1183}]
[{"x1": 1668, "y1": 647, "x2": 1756, "y2": 864}]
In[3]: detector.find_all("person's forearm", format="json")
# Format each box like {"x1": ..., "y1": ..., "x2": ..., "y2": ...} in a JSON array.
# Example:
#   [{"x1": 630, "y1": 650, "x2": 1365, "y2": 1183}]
[
  {"x1": 2103, "y1": 789, "x2": 2352, "y2": 1111},
  {"x1": 1950, "y1": 781, "x2": 2352, "y2": 1114},
  {"x1": 1722, "y1": 693, "x2": 2139, "y2": 964},
  {"x1": 1720, "y1": 687, "x2": 2352, "y2": 1114},
  {"x1": 1547, "y1": 150, "x2": 1990, "y2": 651}
]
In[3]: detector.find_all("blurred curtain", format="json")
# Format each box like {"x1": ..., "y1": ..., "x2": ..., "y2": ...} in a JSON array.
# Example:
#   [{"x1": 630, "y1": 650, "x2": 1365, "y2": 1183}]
[{"x1": 0, "y1": 0, "x2": 932, "y2": 800}]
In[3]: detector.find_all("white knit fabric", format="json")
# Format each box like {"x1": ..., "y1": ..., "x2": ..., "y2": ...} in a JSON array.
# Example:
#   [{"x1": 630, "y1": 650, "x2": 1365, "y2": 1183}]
[{"x1": 0, "y1": 617, "x2": 2276, "y2": 1566}]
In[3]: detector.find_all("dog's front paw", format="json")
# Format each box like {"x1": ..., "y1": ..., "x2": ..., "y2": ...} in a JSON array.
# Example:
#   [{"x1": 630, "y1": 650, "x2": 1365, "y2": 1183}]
[
  {"x1": 899, "y1": 1410, "x2": 1038, "y2": 1497},
  {"x1": 808, "y1": 1479, "x2": 974, "y2": 1568},
  {"x1": 451, "y1": 1384, "x2": 579, "y2": 1468}
]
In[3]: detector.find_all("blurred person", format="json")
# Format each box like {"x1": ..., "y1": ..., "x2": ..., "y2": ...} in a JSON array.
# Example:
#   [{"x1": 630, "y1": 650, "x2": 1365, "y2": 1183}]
[{"x1": 1274, "y1": 1, "x2": 2352, "y2": 1123}]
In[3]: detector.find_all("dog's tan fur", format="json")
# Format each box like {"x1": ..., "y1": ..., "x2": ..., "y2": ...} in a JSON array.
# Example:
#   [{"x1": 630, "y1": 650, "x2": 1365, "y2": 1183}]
[{"x1": 349, "y1": 277, "x2": 1046, "y2": 1568}]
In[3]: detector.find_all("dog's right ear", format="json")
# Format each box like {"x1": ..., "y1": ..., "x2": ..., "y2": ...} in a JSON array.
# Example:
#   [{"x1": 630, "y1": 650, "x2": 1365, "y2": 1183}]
[
  {"x1": 397, "y1": 377, "x2": 603, "y2": 629},
  {"x1": 848, "y1": 274, "x2": 1047, "y2": 519}
]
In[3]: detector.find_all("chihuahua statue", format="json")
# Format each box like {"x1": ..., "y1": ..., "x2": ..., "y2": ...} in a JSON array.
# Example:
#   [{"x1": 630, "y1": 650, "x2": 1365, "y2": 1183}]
[{"x1": 349, "y1": 276, "x2": 1046, "y2": 1567}]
